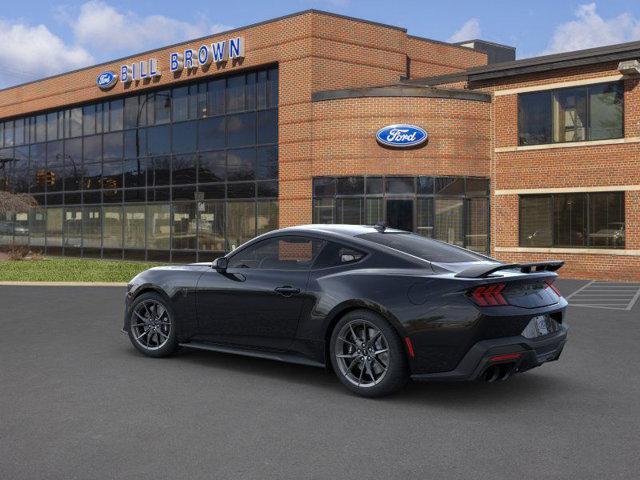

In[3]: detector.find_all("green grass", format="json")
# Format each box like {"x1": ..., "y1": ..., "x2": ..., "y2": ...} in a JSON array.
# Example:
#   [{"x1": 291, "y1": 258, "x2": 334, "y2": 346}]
[{"x1": 0, "y1": 258, "x2": 163, "y2": 283}]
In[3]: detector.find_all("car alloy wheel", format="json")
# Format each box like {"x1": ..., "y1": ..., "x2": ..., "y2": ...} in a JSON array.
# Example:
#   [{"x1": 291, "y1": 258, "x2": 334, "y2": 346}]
[
  {"x1": 130, "y1": 299, "x2": 172, "y2": 351},
  {"x1": 334, "y1": 319, "x2": 390, "y2": 388}
]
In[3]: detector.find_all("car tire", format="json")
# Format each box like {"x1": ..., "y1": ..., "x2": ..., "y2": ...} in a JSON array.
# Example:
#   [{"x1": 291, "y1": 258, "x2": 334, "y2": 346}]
[
  {"x1": 330, "y1": 309, "x2": 409, "y2": 398},
  {"x1": 127, "y1": 292, "x2": 178, "y2": 358}
]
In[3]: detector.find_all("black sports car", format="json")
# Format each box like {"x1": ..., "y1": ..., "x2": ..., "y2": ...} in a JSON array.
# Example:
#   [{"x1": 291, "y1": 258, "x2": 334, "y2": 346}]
[{"x1": 123, "y1": 224, "x2": 568, "y2": 397}]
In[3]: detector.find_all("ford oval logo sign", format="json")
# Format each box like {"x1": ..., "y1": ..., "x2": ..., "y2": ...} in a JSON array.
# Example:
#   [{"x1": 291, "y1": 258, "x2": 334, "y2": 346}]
[
  {"x1": 376, "y1": 124, "x2": 428, "y2": 148},
  {"x1": 96, "y1": 71, "x2": 118, "y2": 90}
]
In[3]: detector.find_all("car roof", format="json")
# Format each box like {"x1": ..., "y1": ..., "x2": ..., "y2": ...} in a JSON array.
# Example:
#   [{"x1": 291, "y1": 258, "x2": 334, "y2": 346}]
[{"x1": 275, "y1": 224, "x2": 406, "y2": 238}]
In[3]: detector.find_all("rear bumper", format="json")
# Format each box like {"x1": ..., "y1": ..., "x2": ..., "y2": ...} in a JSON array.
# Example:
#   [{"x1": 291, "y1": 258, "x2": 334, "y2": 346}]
[{"x1": 411, "y1": 324, "x2": 567, "y2": 382}]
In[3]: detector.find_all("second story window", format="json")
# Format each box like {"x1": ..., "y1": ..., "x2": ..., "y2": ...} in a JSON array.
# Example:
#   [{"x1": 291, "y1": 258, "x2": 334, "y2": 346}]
[{"x1": 518, "y1": 82, "x2": 623, "y2": 146}]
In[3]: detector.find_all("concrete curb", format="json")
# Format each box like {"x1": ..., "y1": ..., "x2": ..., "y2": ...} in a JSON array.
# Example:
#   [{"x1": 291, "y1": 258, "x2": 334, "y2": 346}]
[{"x1": 0, "y1": 281, "x2": 128, "y2": 287}]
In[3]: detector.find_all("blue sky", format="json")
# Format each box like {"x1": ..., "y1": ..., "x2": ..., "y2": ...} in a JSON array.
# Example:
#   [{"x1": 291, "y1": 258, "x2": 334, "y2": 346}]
[{"x1": 2, "y1": 1, "x2": 640, "y2": 88}]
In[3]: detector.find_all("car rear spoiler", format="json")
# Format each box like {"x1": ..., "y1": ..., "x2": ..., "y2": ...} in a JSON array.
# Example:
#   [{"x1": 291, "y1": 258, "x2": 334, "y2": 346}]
[{"x1": 455, "y1": 261, "x2": 565, "y2": 278}]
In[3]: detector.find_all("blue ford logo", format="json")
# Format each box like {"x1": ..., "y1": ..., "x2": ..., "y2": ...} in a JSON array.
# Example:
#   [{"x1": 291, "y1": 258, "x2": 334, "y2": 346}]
[
  {"x1": 96, "y1": 71, "x2": 118, "y2": 90},
  {"x1": 376, "y1": 124, "x2": 428, "y2": 148}
]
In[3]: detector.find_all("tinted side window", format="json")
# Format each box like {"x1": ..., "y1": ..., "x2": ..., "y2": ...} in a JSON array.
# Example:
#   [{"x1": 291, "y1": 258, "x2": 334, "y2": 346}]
[
  {"x1": 313, "y1": 241, "x2": 366, "y2": 269},
  {"x1": 228, "y1": 236, "x2": 325, "y2": 270}
]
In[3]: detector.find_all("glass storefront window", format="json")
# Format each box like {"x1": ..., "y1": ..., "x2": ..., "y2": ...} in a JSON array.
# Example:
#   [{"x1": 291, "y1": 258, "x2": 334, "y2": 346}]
[
  {"x1": 314, "y1": 198, "x2": 334, "y2": 224},
  {"x1": 64, "y1": 207, "x2": 83, "y2": 249},
  {"x1": 172, "y1": 203, "x2": 196, "y2": 250},
  {"x1": 0, "y1": 66, "x2": 278, "y2": 261},
  {"x1": 313, "y1": 176, "x2": 489, "y2": 253},
  {"x1": 435, "y1": 199, "x2": 464, "y2": 247},
  {"x1": 103, "y1": 206, "x2": 123, "y2": 249},
  {"x1": 520, "y1": 192, "x2": 624, "y2": 249},
  {"x1": 147, "y1": 204, "x2": 170, "y2": 251},
  {"x1": 466, "y1": 198, "x2": 488, "y2": 253},
  {"x1": 336, "y1": 198, "x2": 363, "y2": 224},
  {"x1": 0, "y1": 212, "x2": 14, "y2": 245},
  {"x1": 227, "y1": 201, "x2": 255, "y2": 250},
  {"x1": 13, "y1": 212, "x2": 29, "y2": 245},
  {"x1": 198, "y1": 201, "x2": 225, "y2": 252},
  {"x1": 124, "y1": 205, "x2": 145, "y2": 249},
  {"x1": 365, "y1": 198, "x2": 383, "y2": 225},
  {"x1": 83, "y1": 206, "x2": 102, "y2": 249},
  {"x1": 257, "y1": 200, "x2": 278, "y2": 236},
  {"x1": 416, "y1": 198, "x2": 434, "y2": 238},
  {"x1": 29, "y1": 208, "x2": 46, "y2": 247},
  {"x1": 386, "y1": 177, "x2": 414, "y2": 195}
]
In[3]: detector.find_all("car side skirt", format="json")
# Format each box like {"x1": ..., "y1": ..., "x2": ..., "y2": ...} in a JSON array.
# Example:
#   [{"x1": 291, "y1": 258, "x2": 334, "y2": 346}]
[{"x1": 178, "y1": 341, "x2": 326, "y2": 368}]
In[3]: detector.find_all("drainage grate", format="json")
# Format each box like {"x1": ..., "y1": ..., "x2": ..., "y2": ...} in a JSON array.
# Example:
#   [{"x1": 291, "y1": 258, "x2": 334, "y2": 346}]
[{"x1": 565, "y1": 281, "x2": 640, "y2": 311}]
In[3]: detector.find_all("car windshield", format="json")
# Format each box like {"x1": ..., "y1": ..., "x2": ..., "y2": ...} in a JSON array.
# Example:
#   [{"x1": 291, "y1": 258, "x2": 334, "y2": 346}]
[{"x1": 357, "y1": 232, "x2": 488, "y2": 263}]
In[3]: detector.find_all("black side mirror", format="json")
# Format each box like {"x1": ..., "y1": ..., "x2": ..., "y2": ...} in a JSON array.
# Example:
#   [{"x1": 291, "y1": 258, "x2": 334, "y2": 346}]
[{"x1": 212, "y1": 257, "x2": 228, "y2": 272}]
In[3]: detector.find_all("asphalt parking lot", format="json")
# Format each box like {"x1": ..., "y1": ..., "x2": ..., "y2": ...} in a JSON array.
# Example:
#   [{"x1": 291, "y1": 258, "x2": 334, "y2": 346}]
[{"x1": 1, "y1": 280, "x2": 639, "y2": 480}]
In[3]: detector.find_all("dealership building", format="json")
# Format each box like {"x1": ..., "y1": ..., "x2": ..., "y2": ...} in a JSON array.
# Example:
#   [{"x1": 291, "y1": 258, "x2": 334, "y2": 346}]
[{"x1": 0, "y1": 10, "x2": 639, "y2": 280}]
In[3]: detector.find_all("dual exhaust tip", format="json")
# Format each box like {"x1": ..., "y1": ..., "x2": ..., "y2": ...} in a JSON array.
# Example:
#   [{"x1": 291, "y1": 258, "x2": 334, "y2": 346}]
[{"x1": 482, "y1": 363, "x2": 516, "y2": 382}]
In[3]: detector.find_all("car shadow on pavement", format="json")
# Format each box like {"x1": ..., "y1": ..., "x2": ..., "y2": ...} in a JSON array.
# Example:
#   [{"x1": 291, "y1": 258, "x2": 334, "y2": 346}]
[{"x1": 122, "y1": 345, "x2": 583, "y2": 404}]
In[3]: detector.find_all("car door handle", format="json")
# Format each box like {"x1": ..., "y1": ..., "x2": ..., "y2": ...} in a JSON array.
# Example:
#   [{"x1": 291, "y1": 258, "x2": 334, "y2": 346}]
[{"x1": 274, "y1": 285, "x2": 301, "y2": 297}]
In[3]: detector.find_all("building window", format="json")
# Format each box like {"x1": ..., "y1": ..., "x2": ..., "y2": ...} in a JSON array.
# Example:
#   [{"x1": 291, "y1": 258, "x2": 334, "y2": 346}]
[
  {"x1": 519, "y1": 192, "x2": 624, "y2": 248},
  {"x1": 0, "y1": 66, "x2": 278, "y2": 261},
  {"x1": 313, "y1": 176, "x2": 490, "y2": 254},
  {"x1": 518, "y1": 82, "x2": 623, "y2": 145}
]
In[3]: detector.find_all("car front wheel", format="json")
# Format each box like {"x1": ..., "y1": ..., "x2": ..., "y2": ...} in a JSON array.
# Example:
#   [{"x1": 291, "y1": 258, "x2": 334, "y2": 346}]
[
  {"x1": 330, "y1": 309, "x2": 409, "y2": 397},
  {"x1": 127, "y1": 292, "x2": 178, "y2": 357}
]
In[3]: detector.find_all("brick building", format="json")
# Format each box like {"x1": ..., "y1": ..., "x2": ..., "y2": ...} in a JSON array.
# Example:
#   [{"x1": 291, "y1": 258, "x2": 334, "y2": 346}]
[{"x1": 0, "y1": 10, "x2": 637, "y2": 280}]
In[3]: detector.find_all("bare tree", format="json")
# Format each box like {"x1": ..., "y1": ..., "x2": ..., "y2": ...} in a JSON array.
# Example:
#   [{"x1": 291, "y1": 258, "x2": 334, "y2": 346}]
[{"x1": 0, "y1": 191, "x2": 37, "y2": 215}]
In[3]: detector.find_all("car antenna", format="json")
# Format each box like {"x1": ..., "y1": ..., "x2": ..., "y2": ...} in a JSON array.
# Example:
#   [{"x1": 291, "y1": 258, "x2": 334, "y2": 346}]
[{"x1": 373, "y1": 221, "x2": 387, "y2": 233}]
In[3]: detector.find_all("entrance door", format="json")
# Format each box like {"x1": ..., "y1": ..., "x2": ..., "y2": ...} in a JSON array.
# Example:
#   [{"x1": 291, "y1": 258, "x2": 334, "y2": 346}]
[{"x1": 386, "y1": 199, "x2": 414, "y2": 232}]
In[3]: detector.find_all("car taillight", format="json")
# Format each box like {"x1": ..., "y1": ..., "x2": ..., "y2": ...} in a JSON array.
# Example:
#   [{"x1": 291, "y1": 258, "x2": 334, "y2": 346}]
[
  {"x1": 469, "y1": 283, "x2": 508, "y2": 306},
  {"x1": 545, "y1": 279, "x2": 562, "y2": 297}
]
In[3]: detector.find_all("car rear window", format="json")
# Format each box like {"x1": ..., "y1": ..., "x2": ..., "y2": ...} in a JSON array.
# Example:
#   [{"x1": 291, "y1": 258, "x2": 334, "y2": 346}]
[{"x1": 357, "y1": 232, "x2": 486, "y2": 263}]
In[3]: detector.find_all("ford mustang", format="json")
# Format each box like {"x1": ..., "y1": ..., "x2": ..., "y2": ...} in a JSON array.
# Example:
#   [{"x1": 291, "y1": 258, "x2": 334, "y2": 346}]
[{"x1": 123, "y1": 224, "x2": 568, "y2": 397}]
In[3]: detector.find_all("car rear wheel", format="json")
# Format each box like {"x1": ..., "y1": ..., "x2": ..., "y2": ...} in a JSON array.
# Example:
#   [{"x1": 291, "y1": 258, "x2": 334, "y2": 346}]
[
  {"x1": 127, "y1": 292, "x2": 178, "y2": 357},
  {"x1": 330, "y1": 309, "x2": 409, "y2": 397}
]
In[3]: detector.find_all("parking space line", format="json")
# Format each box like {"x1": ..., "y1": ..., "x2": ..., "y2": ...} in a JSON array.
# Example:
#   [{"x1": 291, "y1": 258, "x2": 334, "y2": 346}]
[
  {"x1": 626, "y1": 287, "x2": 640, "y2": 311},
  {"x1": 564, "y1": 280, "x2": 595, "y2": 300},
  {"x1": 570, "y1": 304, "x2": 628, "y2": 310},
  {"x1": 565, "y1": 280, "x2": 640, "y2": 311}
]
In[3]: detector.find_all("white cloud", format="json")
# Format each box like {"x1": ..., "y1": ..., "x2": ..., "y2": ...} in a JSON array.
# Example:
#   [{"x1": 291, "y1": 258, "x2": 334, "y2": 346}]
[
  {"x1": 70, "y1": 1, "x2": 232, "y2": 55},
  {"x1": 0, "y1": 20, "x2": 93, "y2": 88},
  {"x1": 542, "y1": 3, "x2": 640, "y2": 54},
  {"x1": 448, "y1": 18, "x2": 481, "y2": 43}
]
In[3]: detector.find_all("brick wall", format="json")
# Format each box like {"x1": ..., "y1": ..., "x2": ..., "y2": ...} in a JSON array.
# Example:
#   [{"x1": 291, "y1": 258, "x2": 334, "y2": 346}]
[
  {"x1": 277, "y1": 94, "x2": 491, "y2": 228},
  {"x1": 481, "y1": 63, "x2": 640, "y2": 281},
  {"x1": 406, "y1": 37, "x2": 487, "y2": 79}
]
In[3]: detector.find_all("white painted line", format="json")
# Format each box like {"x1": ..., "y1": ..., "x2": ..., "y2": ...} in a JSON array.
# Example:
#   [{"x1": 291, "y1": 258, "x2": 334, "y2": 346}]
[
  {"x1": 584, "y1": 285, "x2": 640, "y2": 289},
  {"x1": 564, "y1": 280, "x2": 595, "y2": 300},
  {"x1": 0, "y1": 281, "x2": 127, "y2": 287},
  {"x1": 626, "y1": 286, "x2": 640, "y2": 311},
  {"x1": 570, "y1": 293, "x2": 636, "y2": 296},
  {"x1": 571, "y1": 302, "x2": 629, "y2": 306},
  {"x1": 570, "y1": 305, "x2": 627, "y2": 310}
]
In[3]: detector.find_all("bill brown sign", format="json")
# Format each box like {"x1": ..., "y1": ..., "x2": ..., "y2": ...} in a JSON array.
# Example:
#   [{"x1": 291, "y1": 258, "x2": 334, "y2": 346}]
[{"x1": 97, "y1": 36, "x2": 245, "y2": 89}]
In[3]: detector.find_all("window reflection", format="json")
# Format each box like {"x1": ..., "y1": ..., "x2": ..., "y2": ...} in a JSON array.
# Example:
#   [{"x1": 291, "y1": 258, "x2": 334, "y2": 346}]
[
  {"x1": 172, "y1": 203, "x2": 196, "y2": 250},
  {"x1": 147, "y1": 204, "x2": 170, "y2": 250},
  {"x1": 0, "y1": 67, "x2": 279, "y2": 259},
  {"x1": 124, "y1": 205, "x2": 145, "y2": 249},
  {"x1": 227, "y1": 201, "x2": 255, "y2": 250},
  {"x1": 83, "y1": 206, "x2": 102, "y2": 249},
  {"x1": 198, "y1": 201, "x2": 225, "y2": 252}
]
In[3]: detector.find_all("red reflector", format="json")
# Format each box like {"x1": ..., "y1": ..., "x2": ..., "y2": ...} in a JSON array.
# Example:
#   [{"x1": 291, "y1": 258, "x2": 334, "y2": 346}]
[
  {"x1": 545, "y1": 280, "x2": 562, "y2": 296},
  {"x1": 470, "y1": 283, "x2": 508, "y2": 306},
  {"x1": 489, "y1": 353, "x2": 522, "y2": 362},
  {"x1": 404, "y1": 337, "x2": 415, "y2": 358}
]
